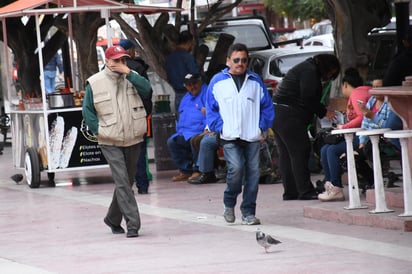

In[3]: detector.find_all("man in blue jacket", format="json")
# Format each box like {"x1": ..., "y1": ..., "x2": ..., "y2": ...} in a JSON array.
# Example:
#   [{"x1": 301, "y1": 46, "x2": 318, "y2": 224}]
[
  {"x1": 206, "y1": 43, "x2": 274, "y2": 225},
  {"x1": 167, "y1": 73, "x2": 207, "y2": 181}
]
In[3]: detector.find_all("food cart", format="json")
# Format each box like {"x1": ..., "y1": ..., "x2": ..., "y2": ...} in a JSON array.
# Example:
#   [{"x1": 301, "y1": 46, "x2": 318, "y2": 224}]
[{"x1": 0, "y1": 0, "x2": 180, "y2": 188}]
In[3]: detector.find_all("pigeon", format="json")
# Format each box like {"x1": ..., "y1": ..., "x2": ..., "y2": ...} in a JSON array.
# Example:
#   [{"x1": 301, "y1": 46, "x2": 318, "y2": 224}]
[
  {"x1": 11, "y1": 174, "x2": 24, "y2": 184},
  {"x1": 256, "y1": 229, "x2": 281, "y2": 252}
]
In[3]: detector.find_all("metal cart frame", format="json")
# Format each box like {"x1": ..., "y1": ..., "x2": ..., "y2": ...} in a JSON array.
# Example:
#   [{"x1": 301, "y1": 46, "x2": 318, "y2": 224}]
[{"x1": 0, "y1": 0, "x2": 180, "y2": 188}]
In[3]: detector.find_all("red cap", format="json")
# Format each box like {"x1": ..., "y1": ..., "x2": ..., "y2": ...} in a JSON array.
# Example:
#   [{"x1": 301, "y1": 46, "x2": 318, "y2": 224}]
[{"x1": 105, "y1": 45, "x2": 130, "y2": 60}]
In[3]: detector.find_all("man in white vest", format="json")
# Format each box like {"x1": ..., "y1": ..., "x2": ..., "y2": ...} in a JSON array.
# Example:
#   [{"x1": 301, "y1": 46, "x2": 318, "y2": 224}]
[{"x1": 82, "y1": 45, "x2": 151, "y2": 238}]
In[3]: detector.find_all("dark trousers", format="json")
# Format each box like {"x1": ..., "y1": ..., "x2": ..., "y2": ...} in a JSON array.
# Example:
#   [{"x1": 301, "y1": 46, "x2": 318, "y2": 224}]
[
  {"x1": 135, "y1": 136, "x2": 149, "y2": 192},
  {"x1": 272, "y1": 104, "x2": 316, "y2": 199},
  {"x1": 167, "y1": 134, "x2": 197, "y2": 174},
  {"x1": 100, "y1": 143, "x2": 141, "y2": 231}
]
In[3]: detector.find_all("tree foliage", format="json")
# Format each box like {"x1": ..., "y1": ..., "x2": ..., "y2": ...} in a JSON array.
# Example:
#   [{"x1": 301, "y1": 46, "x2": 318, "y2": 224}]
[
  {"x1": 0, "y1": 0, "x2": 395, "y2": 99},
  {"x1": 0, "y1": 0, "x2": 241, "y2": 96},
  {"x1": 113, "y1": 0, "x2": 243, "y2": 80},
  {"x1": 323, "y1": 0, "x2": 392, "y2": 74},
  {"x1": 263, "y1": 0, "x2": 327, "y2": 21}
]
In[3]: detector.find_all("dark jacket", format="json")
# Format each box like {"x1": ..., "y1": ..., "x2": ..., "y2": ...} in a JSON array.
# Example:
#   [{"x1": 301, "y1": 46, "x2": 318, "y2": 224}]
[
  {"x1": 126, "y1": 57, "x2": 153, "y2": 115},
  {"x1": 273, "y1": 57, "x2": 327, "y2": 124}
]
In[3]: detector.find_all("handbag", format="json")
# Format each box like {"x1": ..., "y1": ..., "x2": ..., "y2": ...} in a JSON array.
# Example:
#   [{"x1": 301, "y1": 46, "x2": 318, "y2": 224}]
[
  {"x1": 323, "y1": 131, "x2": 344, "y2": 145},
  {"x1": 315, "y1": 128, "x2": 344, "y2": 146}
]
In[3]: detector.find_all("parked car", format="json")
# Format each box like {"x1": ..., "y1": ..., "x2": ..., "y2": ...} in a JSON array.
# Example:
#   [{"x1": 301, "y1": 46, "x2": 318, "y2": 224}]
[
  {"x1": 312, "y1": 19, "x2": 333, "y2": 36},
  {"x1": 366, "y1": 16, "x2": 412, "y2": 82},
  {"x1": 198, "y1": 16, "x2": 274, "y2": 55},
  {"x1": 304, "y1": 33, "x2": 334, "y2": 48},
  {"x1": 287, "y1": 28, "x2": 313, "y2": 40},
  {"x1": 270, "y1": 27, "x2": 296, "y2": 43},
  {"x1": 248, "y1": 46, "x2": 334, "y2": 94},
  {"x1": 196, "y1": 16, "x2": 275, "y2": 79}
]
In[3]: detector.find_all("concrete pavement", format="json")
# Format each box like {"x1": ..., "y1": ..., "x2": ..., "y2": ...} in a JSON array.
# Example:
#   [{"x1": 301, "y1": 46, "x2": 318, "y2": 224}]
[{"x1": 1, "y1": 143, "x2": 412, "y2": 274}]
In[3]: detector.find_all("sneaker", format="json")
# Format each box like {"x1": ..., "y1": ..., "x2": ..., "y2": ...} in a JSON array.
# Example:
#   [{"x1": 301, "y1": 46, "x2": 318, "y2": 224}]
[
  {"x1": 324, "y1": 181, "x2": 333, "y2": 193},
  {"x1": 172, "y1": 173, "x2": 192, "y2": 181},
  {"x1": 241, "y1": 215, "x2": 261, "y2": 225},
  {"x1": 223, "y1": 207, "x2": 235, "y2": 223},
  {"x1": 318, "y1": 185, "x2": 345, "y2": 202}
]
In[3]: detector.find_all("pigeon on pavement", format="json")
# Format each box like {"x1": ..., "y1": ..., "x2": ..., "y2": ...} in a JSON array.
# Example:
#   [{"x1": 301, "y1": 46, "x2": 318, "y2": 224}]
[{"x1": 256, "y1": 229, "x2": 281, "y2": 252}]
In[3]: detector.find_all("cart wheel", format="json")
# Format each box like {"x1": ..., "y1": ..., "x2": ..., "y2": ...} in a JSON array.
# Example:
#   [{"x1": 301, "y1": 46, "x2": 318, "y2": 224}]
[
  {"x1": 47, "y1": 172, "x2": 56, "y2": 187},
  {"x1": 24, "y1": 147, "x2": 41, "y2": 188}
]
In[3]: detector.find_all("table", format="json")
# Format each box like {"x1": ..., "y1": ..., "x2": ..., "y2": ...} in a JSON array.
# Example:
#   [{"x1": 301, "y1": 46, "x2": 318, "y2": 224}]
[{"x1": 369, "y1": 85, "x2": 412, "y2": 176}]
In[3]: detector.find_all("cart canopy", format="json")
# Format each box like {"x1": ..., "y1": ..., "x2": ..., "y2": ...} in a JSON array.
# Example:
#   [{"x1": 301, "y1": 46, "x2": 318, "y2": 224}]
[{"x1": 0, "y1": 0, "x2": 182, "y2": 18}]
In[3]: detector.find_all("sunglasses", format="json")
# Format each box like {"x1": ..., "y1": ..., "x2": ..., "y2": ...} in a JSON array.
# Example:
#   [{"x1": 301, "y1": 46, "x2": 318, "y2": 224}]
[{"x1": 232, "y1": 57, "x2": 248, "y2": 64}]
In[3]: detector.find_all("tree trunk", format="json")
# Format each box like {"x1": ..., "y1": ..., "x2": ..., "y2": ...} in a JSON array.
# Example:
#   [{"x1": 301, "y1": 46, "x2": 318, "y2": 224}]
[
  {"x1": 324, "y1": 0, "x2": 392, "y2": 75},
  {"x1": 71, "y1": 13, "x2": 104, "y2": 90}
]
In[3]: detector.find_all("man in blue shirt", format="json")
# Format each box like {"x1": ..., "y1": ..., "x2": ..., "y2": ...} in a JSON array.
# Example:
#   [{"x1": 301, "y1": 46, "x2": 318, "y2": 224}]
[
  {"x1": 165, "y1": 31, "x2": 201, "y2": 113},
  {"x1": 44, "y1": 52, "x2": 63, "y2": 94},
  {"x1": 167, "y1": 74, "x2": 207, "y2": 181}
]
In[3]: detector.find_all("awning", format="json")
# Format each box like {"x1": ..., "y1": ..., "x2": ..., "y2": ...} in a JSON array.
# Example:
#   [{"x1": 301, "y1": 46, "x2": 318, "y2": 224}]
[{"x1": 0, "y1": 0, "x2": 182, "y2": 18}]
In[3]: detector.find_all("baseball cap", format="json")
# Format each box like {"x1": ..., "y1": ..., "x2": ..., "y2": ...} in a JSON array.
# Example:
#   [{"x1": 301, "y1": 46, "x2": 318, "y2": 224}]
[
  {"x1": 118, "y1": 39, "x2": 138, "y2": 50},
  {"x1": 105, "y1": 45, "x2": 130, "y2": 60},
  {"x1": 184, "y1": 73, "x2": 202, "y2": 84}
]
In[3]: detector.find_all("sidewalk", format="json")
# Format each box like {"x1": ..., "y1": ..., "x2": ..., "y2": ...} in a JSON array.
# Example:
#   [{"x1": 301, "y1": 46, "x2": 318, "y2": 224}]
[{"x1": 0, "y1": 144, "x2": 412, "y2": 274}]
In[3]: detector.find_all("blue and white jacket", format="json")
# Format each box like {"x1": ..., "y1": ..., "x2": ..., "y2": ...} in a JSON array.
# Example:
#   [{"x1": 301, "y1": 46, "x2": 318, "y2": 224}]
[{"x1": 206, "y1": 68, "x2": 274, "y2": 142}]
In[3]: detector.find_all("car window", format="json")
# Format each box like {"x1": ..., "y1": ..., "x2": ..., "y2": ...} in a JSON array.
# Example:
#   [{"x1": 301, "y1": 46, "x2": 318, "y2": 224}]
[
  {"x1": 199, "y1": 25, "x2": 272, "y2": 53},
  {"x1": 313, "y1": 41, "x2": 324, "y2": 46},
  {"x1": 249, "y1": 57, "x2": 265, "y2": 77},
  {"x1": 269, "y1": 53, "x2": 314, "y2": 77}
]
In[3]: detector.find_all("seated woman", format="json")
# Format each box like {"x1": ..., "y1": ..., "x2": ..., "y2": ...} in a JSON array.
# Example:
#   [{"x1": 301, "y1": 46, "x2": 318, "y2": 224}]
[
  {"x1": 358, "y1": 85, "x2": 403, "y2": 179},
  {"x1": 358, "y1": 96, "x2": 402, "y2": 151},
  {"x1": 318, "y1": 68, "x2": 371, "y2": 202}
]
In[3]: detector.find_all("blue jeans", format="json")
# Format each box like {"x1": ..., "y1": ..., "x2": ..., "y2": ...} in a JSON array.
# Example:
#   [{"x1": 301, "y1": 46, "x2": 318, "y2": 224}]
[
  {"x1": 222, "y1": 140, "x2": 260, "y2": 217},
  {"x1": 321, "y1": 137, "x2": 359, "y2": 188},
  {"x1": 167, "y1": 134, "x2": 198, "y2": 174},
  {"x1": 197, "y1": 134, "x2": 219, "y2": 173},
  {"x1": 44, "y1": 70, "x2": 57, "y2": 94}
]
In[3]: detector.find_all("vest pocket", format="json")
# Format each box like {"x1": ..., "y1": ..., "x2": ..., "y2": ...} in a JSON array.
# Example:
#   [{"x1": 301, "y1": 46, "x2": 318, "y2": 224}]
[
  {"x1": 132, "y1": 111, "x2": 147, "y2": 137},
  {"x1": 94, "y1": 93, "x2": 116, "y2": 126}
]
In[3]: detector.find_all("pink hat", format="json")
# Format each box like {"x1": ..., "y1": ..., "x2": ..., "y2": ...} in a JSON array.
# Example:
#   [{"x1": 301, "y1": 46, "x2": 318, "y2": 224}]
[{"x1": 105, "y1": 45, "x2": 130, "y2": 59}]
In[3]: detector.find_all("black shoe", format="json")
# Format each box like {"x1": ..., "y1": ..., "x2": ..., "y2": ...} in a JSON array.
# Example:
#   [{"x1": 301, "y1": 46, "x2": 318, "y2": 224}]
[
  {"x1": 104, "y1": 217, "x2": 125, "y2": 234},
  {"x1": 298, "y1": 192, "x2": 318, "y2": 200},
  {"x1": 315, "y1": 180, "x2": 326, "y2": 194},
  {"x1": 283, "y1": 195, "x2": 298, "y2": 201},
  {"x1": 138, "y1": 189, "x2": 149, "y2": 194},
  {"x1": 127, "y1": 229, "x2": 139, "y2": 238},
  {"x1": 188, "y1": 172, "x2": 219, "y2": 184}
]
